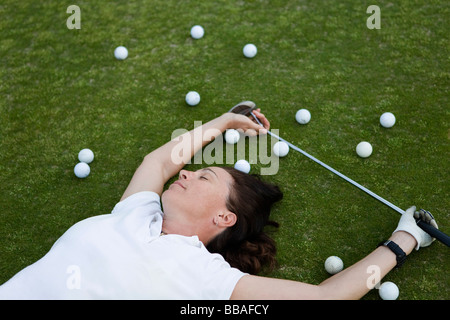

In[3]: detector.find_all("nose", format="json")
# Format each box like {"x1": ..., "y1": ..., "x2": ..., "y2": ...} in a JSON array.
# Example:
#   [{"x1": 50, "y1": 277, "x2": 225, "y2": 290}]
[{"x1": 179, "y1": 170, "x2": 192, "y2": 180}]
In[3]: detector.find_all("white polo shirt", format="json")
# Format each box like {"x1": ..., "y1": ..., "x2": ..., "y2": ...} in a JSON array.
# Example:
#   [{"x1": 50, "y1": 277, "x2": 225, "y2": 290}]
[{"x1": 0, "y1": 191, "x2": 245, "y2": 299}]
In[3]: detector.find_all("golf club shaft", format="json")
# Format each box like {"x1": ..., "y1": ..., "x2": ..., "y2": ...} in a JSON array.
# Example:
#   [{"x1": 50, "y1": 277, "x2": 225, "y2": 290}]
[{"x1": 251, "y1": 112, "x2": 450, "y2": 247}]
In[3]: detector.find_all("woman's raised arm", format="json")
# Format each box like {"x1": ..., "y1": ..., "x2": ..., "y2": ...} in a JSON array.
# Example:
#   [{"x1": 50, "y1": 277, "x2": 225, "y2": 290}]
[{"x1": 120, "y1": 110, "x2": 269, "y2": 201}]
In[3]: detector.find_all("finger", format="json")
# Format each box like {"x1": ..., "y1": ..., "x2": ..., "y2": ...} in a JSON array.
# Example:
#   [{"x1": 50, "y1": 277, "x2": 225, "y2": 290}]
[
  {"x1": 247, "y1": 119, "x2": 268, "y2": 135},
  {"x1": 422, "y1": 209, "x2": 435, "y2": 222},
  {"x1": 430, "y1": 219, "x2": 439, "y2": 229},
  {"x1": 248, "y1": 109, "x2": 261, "y2": 120},
  {"x1": 258, "y1": 127, "x2": 268, "y2": 135},
  {"x1": 252, "y1": 110, "x2": 271, "y2": 130},
  {"x1": 405, "y1": 206, "x2": 416, "y2": 216},
  {"x1": 244, "y1": 128, "x2": 258, "y2": 137},
  {"x1": 260, "y1": 115, "x2": 270, "y2": 130},
  {"x1": 418, "y1": 209, "x2": 439, "y2": 229},
  {"x1": 251, "y1": 109, "x2": 261, "y2": 120}
]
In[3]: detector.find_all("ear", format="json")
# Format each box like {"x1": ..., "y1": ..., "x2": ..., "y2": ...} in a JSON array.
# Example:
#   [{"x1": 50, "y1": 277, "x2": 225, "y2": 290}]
[{"x1": 217, "y1": 211, "x2": 237, "y2": 228}]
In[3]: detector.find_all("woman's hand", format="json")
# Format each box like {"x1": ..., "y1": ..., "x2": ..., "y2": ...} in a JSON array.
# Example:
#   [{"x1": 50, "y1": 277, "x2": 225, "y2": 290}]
[
  {"x1": 222, "y1": 109, "x2": 270, "y2": 136},
  {"x1": 393, "y1": 206, "x2": 438, "y2": 250}
]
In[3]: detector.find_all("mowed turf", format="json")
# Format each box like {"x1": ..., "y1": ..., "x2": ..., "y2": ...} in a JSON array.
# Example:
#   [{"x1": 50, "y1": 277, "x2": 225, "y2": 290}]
[{"x1": 0, "y1": 0, "x2": 448, "y2": 299}]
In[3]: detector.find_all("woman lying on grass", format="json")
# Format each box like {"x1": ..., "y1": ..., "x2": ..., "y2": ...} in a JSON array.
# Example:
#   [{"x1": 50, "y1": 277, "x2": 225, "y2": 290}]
[{"x1": 0, "y1": 104, "x2": 437, "y2": 299}]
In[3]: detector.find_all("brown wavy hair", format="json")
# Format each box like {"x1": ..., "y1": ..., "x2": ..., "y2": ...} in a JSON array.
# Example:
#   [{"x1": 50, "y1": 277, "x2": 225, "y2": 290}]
[{"x1": 206, "y1": 167, "x2": 283, "y2": 275}]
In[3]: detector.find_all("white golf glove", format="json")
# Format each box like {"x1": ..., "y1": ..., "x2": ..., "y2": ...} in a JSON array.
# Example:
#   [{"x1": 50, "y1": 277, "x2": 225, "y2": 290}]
[{"x1": 393, "y1": 206, "x2": 439, "y2": 250}]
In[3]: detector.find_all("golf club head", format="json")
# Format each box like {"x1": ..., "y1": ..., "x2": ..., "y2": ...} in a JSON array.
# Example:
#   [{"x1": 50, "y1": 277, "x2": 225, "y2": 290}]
[{"x1": 228, "y1": 101, "x2": 257, "y2": 116}]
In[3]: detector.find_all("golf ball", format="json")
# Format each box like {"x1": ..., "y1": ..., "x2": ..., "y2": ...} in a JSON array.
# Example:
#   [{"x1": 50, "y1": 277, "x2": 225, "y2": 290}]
[
  {"x1": 234, "y1": 159, "x2": 251, "y2": 174},
  {"x1": 295, "y1": 109, "x2": 311, "y2": 124},
  {"x1": 380, "y1": 112, "x2": 396, "y2": 128},
  {"x1": 356, "y1": 141, "x2": 373, "y2": 158},
  {"x1": 78, "y1": 148, "x2": 94, "y2": 164},
  {"x1": 114, "y1": 46, "x2": 128, "y2": 60},
  {"x1": 185, "y1": 91, "x2": 200, "y2": 106},
  {"x1": 74, "y1": 162, "x2": 90, "y2": 178},
  {"x1": 190, "y1": 25, "x2": 204, "y2": 39},
  {"x1": 243, "y1": 44, "x2": 257, "y2": 58},
  {"x1": 324, "y1": 256, "x2": 344, "y2": 275},
  {"x1": 379, "y1": 281, "x2": 399, "y2": 300},
  {"x1": 225, "y1": 129, "x2": 240, "y2": 144},
  {"x1": 273, "y1": 141, "x2": 289, "y2": 157}
]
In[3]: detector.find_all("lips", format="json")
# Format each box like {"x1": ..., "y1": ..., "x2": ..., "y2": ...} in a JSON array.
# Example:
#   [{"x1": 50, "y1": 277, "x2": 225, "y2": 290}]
[{"x1": 172, "y1": 180, "x2": 186, "y2": 189}]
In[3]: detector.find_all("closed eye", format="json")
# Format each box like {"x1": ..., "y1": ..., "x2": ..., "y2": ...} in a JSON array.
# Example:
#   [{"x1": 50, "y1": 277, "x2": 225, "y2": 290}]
[{"x1": 200, "y1": 176, "x2": 208, "y2": 180}]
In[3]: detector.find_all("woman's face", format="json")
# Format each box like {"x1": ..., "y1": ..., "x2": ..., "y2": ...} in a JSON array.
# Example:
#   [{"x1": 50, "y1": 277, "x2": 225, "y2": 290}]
[{"x1": 161, "y1": 167, "x2": 234, "y2": 236}]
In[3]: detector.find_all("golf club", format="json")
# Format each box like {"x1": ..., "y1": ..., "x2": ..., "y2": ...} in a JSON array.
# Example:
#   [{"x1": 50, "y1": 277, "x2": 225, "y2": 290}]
[{"x1": 228, "y1": 102, "x2": 449, "y2": 247}]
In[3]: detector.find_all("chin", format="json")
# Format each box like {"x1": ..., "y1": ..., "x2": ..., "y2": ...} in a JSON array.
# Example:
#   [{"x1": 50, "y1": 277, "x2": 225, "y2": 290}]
[
  {"x1": 160, "y1": 189, "x2": 179, "y2": 212},
  {"x1": 161, "y1": 189, "x2": 170, "y2": 203}
]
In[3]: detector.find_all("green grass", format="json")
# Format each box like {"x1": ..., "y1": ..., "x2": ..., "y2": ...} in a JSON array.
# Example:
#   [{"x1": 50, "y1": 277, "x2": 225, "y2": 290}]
[{"x1": 0, "y1": 0, "x2": 448, "y2": 299}]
